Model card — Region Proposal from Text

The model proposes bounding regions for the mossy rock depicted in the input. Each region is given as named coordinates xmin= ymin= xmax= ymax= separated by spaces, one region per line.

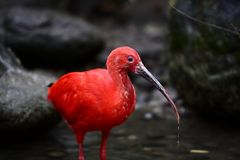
xmin=169 ymin=0 xmax=240 ymax=119
xmin=0 ymin=44 xmax=61 ymax=134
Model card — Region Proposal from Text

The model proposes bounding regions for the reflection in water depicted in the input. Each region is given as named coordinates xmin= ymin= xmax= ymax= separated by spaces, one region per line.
xmin=0 ymin=109 xmax=240 ymax=160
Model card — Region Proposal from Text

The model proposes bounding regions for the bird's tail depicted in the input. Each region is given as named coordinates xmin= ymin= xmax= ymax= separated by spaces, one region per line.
xmin=47 ymin=82 xmax=54 ymax=102
xmin=47 ymin=82 xmax=54 ymax=88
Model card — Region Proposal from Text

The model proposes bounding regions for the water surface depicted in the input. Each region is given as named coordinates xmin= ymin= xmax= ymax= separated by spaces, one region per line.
xmin=0 ymin=109 xmax=239 ymax=160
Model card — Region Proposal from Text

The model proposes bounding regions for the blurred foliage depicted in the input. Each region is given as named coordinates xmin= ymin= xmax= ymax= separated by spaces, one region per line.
xmin=169 ymin=0 xmax=240 ymax=119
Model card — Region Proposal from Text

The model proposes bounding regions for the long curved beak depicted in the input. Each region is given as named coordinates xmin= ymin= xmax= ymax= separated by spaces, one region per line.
xmin=136 ymin=62 xmax=180 ymax=124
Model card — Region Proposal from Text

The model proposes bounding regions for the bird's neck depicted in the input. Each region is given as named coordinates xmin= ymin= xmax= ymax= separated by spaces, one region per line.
xmin=108 ymin=69 xmax=133 ymax=91
xmin=108 ymin=68 xmax=136 ymax=116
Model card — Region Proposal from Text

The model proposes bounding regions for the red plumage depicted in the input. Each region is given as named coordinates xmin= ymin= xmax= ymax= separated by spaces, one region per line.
xmin=48 ymin=46 xmax=179 ymax=160
xmin=48 ymin=69 xmax=135 ymax=132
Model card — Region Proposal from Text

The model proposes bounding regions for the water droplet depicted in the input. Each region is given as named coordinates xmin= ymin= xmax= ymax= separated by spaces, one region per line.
xmin=177 ymin=123 xmax=180 ymax=147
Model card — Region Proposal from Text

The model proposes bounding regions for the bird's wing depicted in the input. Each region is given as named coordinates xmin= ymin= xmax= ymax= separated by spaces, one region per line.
xmin=48 ymin=70 xmax=117 ymax=126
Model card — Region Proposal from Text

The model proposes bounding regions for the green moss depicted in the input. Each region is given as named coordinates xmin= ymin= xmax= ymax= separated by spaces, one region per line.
xmin=169 ymin=0 xmax=240 ymax=118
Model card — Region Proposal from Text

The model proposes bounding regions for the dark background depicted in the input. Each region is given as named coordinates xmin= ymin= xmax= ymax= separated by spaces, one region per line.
xmin=0 ymin=0 xmax=240 ymax=160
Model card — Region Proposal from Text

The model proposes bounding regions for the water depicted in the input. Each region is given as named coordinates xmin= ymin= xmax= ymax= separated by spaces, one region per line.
xmin=0 ymin=109 xmax=240 ymax=160
xmin=177 ymin=124 xmax=180 ymax=147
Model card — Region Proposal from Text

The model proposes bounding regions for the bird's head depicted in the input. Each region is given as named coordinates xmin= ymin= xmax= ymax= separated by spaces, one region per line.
xmin=107 ymin=46 xmax=180 ymax=124
xmin=106 ymin=46 xmax=141 ymax=73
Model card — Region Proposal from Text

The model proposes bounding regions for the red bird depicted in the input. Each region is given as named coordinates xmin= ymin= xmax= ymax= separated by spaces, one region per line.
xmin=48 ymin=46 xmax=180 ymax=160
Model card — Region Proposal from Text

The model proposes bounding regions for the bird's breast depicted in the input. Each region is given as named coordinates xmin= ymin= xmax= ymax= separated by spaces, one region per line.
xmin=106 ymin=86 xmax=136 ymax=127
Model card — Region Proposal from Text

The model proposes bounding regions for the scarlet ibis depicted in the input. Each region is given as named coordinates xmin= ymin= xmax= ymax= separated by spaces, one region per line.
xmin=48 ymin=46 xmax=180 ymax=160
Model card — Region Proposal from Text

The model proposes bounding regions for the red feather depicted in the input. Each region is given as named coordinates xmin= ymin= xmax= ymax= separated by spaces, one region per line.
xmin=48 ymin=69 xmax=136 ymax=132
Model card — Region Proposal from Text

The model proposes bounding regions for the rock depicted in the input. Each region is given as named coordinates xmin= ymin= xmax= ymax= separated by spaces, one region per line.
xmin=0 ymin=45 xmax=22 ymax=74
xmin=0 ymin=0 xmax=69 ymax=10
xmin=0 ymin=7 xmax=104 ymax=68
xmin=0 ymin=44 xmax=60 ymax=133
xmin=169 ymin=0 xmax=240 ymax=119
xmin=68 ymin=0 xmax=127 ymax=17
xmin=68 ymin=0 xmax=169 ymax=23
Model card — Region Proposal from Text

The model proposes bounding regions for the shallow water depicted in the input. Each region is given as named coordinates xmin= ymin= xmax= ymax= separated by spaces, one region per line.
xmin=0 ymin=109 xmax=240 ymax=160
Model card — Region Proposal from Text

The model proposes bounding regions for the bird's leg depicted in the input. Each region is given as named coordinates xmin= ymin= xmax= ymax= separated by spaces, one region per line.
xmin=79 ymin=142 xmax=84 ymax=160
xmin=100 ymin=129 xmax=110 ymax=160
xmin=76 ymin=132 xmax=86 ymax=160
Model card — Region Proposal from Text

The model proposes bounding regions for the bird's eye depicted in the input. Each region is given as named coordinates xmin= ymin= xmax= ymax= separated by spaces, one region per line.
xmin=127 ymin=56 xmax=134 ymax=63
